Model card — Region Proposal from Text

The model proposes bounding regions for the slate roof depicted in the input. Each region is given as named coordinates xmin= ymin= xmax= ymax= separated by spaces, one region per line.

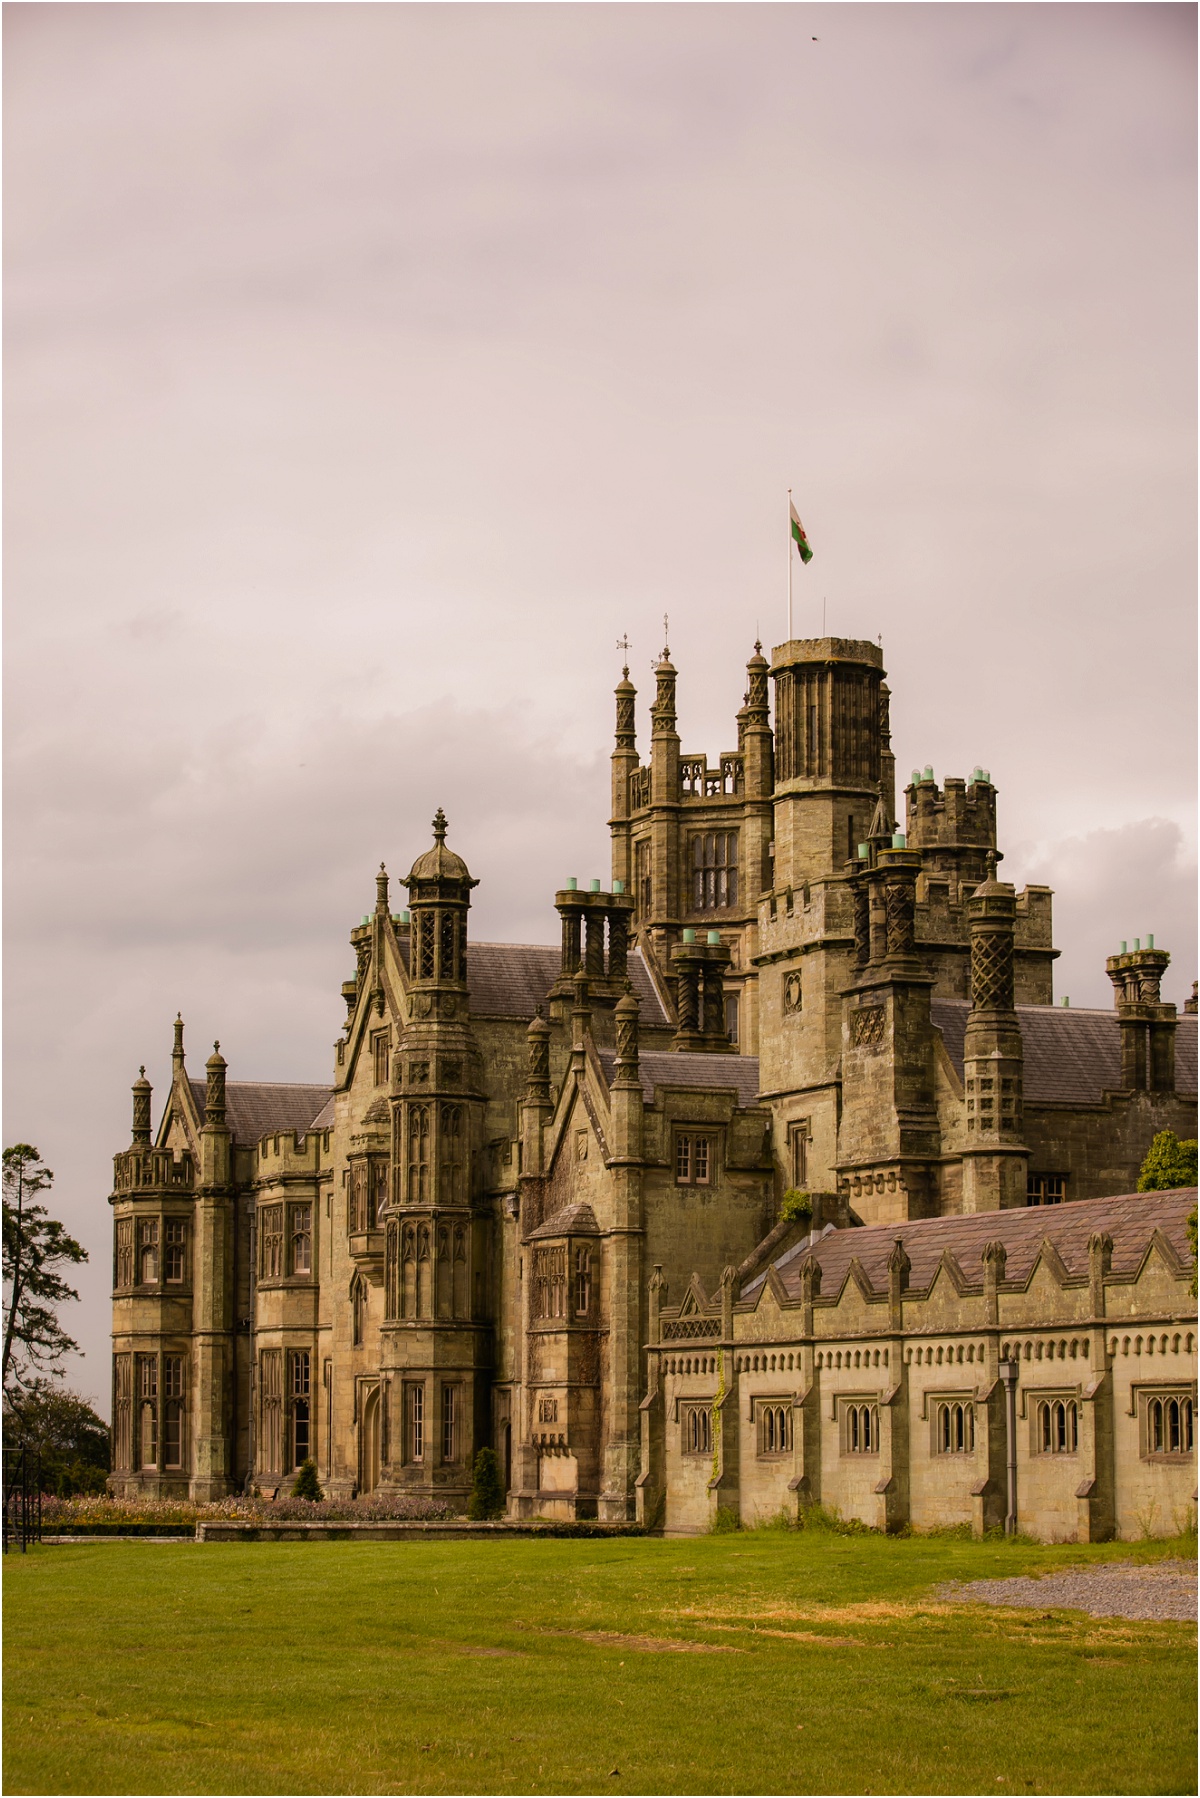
xmin=597 ymin=1048 xmax=762 ymax=1108
xmin=528 ymin=1201 xmax=601 ymax=1240
xmin=749 ymin=1187 xmax=1197 ymax=1304
xmin=931 ymin=1002 xmax=1198 ymax=1105
xmin=188 ymin=1080 xmax=333 ymax=1145
xmin=463 ymin=943 xmax=671 ymax=1027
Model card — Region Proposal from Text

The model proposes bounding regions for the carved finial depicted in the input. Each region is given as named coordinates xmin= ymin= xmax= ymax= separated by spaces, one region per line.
xmin=139 ymin=1065 xmax=146 ymax=1078
xmin=172 ymin=1012 xmax=185 ymax=1070
xmin=376 ymin=862 xmax=389 ymax=909
xmin=432 ymin=808 xmax=447 ymax=843
xmin=616 ymin=634 xmax=632 ymax=677
xmin=985 ymin=850 xmax=997 ymax=879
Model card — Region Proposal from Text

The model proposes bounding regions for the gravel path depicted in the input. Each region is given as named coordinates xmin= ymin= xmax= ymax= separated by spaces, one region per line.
xmin=937 ymin=1559 xmax=1197 ymax=1622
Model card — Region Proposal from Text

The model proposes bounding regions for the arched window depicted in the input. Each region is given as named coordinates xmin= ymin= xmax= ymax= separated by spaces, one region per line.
xmin=935 ymin=1401 xmax=974 ymax=1455
xmin=163 ymin=1355 xmax=186 ymax=1470
xmin=137 ymin=1354 xmax=158 ymax=1468
xmin=758 ymin=1403 xmax=790 ymax=1457
xmin=1036 ymin=1399 xmax=1078 ymax=1454
xmin=844 ymin=1402 xmax=878 ymax=1454
xmin=682 ymin=1404 xmax=712 ymax=1455
xmin=290 ymin=1205 xmax=312 ymax=1275
xmin=408 ymin=1105 xmax=430 ymax=1202
xmin=138 ymin=1219 xmax=159 ymax=1284
xmin=440 ymin=1104 xmax=463 ymax=1200
xmin=574 ymin=1247 xmax=592 ymax=1316
xmin=288 ymin=1350 xmax=311 ymax=1469
xmin=1146 ymin=1395 xmax=1194 ymax=1456
xmin=352 ymin=1275 xmax=367 ymax=1345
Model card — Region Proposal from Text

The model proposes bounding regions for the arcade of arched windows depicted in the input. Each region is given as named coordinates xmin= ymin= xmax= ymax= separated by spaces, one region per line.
xmin=386 ymin=1215 xmax=471 ymax=1321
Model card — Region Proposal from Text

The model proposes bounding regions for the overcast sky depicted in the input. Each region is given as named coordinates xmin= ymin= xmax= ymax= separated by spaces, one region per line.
xmin=5 ymin=3 xmax=1195 ymax=1409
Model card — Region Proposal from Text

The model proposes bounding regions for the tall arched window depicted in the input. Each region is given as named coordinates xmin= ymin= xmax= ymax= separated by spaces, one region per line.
xmin=440 ymin=1104 xmax=463 ymax=1201
xmin=408 ymin=1106 xmax=430 ymax=1202
xmin=1036 ymin=1399 xmax=1078 ymax=1454
xmin=844 ymin=1402 xmax=878 ymax=1454
xmin=936 ymin=1401 xmax=975 ymax=1455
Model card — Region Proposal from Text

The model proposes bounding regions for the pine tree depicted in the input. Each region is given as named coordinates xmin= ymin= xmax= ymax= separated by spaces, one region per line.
xmin=1137 ymin=1131 xmax=1199 ymax=1192
xmin=467 ymin=1446 xmax=505 ymax=1520
xmin=291 ymin=1458 xmax=323 ymax=1501
xmin=3 ymin=1145 xmax=87 ymax=1397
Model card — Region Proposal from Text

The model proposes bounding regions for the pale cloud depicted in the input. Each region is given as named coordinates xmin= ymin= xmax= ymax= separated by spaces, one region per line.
xmin=4 ymin=3 xmax=1194 ymax=1405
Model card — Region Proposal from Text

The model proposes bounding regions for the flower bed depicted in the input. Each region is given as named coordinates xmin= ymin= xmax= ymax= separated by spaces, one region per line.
xmin=40 ymin=1493 xmax=458 ymax=1528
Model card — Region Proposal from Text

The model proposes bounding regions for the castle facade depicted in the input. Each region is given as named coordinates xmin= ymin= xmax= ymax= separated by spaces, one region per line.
xmin=108 ymin=636 xmax=1197 ymax=1536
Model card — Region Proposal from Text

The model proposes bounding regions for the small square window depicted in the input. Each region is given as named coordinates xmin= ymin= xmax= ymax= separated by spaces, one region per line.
xmin=676 ymin=1133 xmax=712 ymax=1187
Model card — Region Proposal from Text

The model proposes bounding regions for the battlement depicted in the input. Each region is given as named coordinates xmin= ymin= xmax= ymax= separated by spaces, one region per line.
xmin=254 ymin=1128 xmax=330 ymax=1169
xmin=770 ymin=636 xmax=884 ymax=669
xmin=905 ymin=773 xmax=997 ymax=851
xmin=112 ymin=1146 xmax=194 ymax=1197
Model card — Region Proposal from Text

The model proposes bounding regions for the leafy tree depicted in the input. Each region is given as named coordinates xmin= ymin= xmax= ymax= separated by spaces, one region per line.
xmin=291 ymin=1458 xmax=323 ymax=1501
xmin=3 ymin=1145 xmax=87 ymax=1397
xmin=467 ymin=1446 xmax=506 ymax=1520
xmin=2 ymin=1381 xmax=109 ymax=1496
xmin=1137 ymin=1131 xmax=1199 ymax=1193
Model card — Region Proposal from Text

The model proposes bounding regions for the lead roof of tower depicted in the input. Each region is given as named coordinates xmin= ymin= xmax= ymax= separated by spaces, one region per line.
xmin=971 ymin=850 xmax=1011 ymax=897
xmin=404 ymin=809 xmax=476 ymax=886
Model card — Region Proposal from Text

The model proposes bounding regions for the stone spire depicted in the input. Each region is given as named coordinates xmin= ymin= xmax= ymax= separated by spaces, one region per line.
xmin=172 ymin=1012 xmax=186 ymax=1076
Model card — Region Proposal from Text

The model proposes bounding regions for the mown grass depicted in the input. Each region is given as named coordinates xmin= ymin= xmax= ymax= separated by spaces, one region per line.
xmin=3 ymin=1531 xmax=1195 ymax=1795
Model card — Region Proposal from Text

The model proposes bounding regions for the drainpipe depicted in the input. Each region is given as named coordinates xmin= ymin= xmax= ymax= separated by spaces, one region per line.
xmin=999 ymin=1359 xmax=1019 ymax=1537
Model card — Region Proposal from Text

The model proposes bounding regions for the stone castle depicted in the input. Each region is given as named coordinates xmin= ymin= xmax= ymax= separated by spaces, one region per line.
xmin=109 ymin=635 xmax=1198 ymax=1538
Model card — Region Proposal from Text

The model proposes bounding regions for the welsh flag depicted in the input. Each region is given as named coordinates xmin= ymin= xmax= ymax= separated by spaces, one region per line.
xmin=790 ymin=500 xmax=814 ymax=564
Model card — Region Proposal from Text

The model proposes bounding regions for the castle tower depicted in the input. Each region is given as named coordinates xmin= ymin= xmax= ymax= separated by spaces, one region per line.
xmin=960 ymin=856 xmax=1029 ymax=1212
xmin=379 ymin=811 xmax=489 ymax=1505
xmin=836 ymin=842 xmax=940 ymax=1222
xmin=611 ymin=640 xmax=773 ymax=1052
xmin=769 ymin=636 xmax=887 ymax=890
xmin=756 ymin=638 xmax=891 ymax=1193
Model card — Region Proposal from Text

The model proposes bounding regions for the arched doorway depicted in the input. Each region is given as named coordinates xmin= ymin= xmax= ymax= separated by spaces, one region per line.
xmin=359 ymin=1387 xmax=381 ymax=1493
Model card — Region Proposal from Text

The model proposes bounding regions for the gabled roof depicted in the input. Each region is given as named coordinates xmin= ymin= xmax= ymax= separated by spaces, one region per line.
xmin=753 ymin=1188 xmax=1197 ymax=1304
xmin=931 ymin=1001 xmax=1198 ymax=1105
xmin=462 ymin=943 xmax=671 ymax=1027
xmin=596 ymin=1048 xmax=762 ymax=1109
xmin=188 ymin=1080 xmax=332 ymax=1145
xmin=394 ymin=938 xmax=672 ymax=1027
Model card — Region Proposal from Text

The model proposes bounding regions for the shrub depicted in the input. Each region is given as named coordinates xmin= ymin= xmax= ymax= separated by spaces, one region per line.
xmin=710 ymin=1505 xmax=742 ymax=1534
xmin=466 ymin=1447 xmax=506 ymax=1520
xmin=796 ymin=1501 xmax=875 ymax=1536
xmin=781 ymin=1189 xmax=813 ymax=1223
xmin=1137 ymin=1131 xmax=1199 ymax=1192
xmin=291 ymin=1459 xmax=323 ymax=1502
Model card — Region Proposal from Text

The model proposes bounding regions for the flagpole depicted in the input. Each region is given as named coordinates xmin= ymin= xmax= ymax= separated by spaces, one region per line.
xmin=787 ymin=488 xmax=793 ymax=641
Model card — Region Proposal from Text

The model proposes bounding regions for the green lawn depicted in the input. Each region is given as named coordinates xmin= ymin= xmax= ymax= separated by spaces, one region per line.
xmin=3 ymin=1532 xmax=1195 ymax=1795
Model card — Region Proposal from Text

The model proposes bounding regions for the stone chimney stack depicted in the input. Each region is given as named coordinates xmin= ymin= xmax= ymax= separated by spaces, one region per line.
xmin=961 ymin=856 xmax=1028 ymax=1212
xmin=1105 ymin=942 xmax=1178 ymax=1093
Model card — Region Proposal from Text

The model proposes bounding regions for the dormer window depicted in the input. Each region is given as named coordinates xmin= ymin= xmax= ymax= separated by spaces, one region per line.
xmin=675 ymin=1133 xmax=711 ymax=1187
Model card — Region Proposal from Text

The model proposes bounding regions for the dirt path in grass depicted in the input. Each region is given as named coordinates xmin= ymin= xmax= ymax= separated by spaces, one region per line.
xmin=935 ymin=1558 xmax=1197 ymax=1621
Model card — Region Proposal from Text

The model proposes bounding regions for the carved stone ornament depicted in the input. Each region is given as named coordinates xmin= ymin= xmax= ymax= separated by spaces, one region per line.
xmin=784 ymin=971 xmax=803 ymax=1014
xmin=853 ymin=1006 xmax=886 ymax=1049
